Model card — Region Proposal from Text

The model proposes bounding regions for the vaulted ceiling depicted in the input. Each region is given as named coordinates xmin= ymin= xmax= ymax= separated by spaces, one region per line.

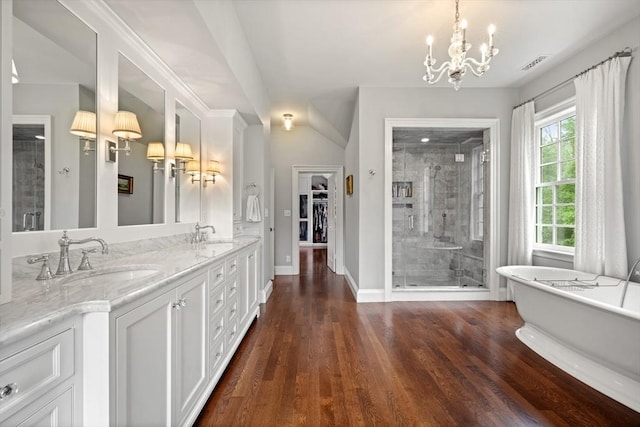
xmin=103 ymin=0 xmax=640 ymax=144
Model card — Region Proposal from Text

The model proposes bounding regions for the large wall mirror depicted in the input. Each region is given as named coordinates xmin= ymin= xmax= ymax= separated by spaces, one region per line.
xmin=12 ymin=0 xmax=97 ymax=232
xmin=175 ymin=101 xmax=201 ymax=223
xmin=117 ymin=54 xmax=165 ymax=226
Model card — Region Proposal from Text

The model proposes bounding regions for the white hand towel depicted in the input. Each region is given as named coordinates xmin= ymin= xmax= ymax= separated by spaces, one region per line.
xmin=246 ymin=194 xmax=262 ymax=222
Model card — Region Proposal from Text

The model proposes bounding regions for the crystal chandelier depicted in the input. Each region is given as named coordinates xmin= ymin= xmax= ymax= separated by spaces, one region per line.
xmin=423 ymin=0 xmax=498 ymax=90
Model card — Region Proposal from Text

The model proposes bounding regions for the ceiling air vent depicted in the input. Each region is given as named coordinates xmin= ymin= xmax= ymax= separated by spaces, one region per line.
xmin=521 ymin=55 xmax=550 ymax=71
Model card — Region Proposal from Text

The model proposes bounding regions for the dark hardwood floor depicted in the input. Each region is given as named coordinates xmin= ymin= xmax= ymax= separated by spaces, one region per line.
xmin=195 ymin=248 xmax=640 ymax=426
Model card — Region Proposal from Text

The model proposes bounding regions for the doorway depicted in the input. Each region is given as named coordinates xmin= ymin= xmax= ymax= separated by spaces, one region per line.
xmin=291 ymin=165 xmax=344 ymax=276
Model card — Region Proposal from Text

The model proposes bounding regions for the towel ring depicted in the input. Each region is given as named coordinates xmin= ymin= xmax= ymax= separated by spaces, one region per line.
xmin=245 ymin=182 xmax=260 ymax=196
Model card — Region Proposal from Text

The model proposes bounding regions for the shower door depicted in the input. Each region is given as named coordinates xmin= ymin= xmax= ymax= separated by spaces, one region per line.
xmin=392 ymin=127 xmax=488 ymax=289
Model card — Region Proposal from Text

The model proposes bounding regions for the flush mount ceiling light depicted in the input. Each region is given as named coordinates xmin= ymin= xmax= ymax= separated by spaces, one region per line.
xmin=423 ymin=0 xmax=498 ymax=90
xmin=421 ymin=137 xmax=430 ymax=142
xmin=283 ymin=113 xmax=294 ymax=131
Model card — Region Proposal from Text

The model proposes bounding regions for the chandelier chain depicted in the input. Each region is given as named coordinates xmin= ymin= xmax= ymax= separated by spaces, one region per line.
xmin=454 ymin=0 xmax=459 ymax=23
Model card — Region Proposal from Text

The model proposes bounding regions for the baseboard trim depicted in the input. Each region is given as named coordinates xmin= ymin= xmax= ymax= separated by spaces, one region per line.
xmin=343 ymin=268 xmax=385 ymax=303
xmin=343 ymin=267 xmax=358 ymax=300
xmin=275 ymin=265 xmax=294 ymax=275
xmin=356 ymin=289 xmax=386 ymax=303
xmin=260 ymin=280 xmax=273 ymax=303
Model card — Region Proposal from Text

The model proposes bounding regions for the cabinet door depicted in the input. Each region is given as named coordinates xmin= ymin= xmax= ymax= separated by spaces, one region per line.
xmin=238 ymin=252 xmax=249 ymax=324
xmin=175 ymin=273 xmax=208 ymax=426
xmin=247 ymin=247 xmax=259 ymax=312
xmin=115 ymin=290 xmax=174 ymax=427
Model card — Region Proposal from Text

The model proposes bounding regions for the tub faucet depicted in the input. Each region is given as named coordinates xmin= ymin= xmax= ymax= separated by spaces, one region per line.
xmin=56 ymin=230 xmax=109 ymax=276
xmin=621 ymin=257 xmax=640 ymax=308
xmin=193 ymin=223 xmax=215 ymax=243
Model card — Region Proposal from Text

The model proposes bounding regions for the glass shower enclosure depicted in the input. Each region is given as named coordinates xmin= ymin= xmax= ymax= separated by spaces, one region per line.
xmin=392 ymin=127 xmax=488 ymax=289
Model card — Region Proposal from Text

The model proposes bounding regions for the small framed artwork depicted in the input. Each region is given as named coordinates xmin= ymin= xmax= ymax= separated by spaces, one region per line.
xmin=346 ymin=174 xmax=353 ymax=195
xmin=118 ymin=174 xmax=134 ymax=194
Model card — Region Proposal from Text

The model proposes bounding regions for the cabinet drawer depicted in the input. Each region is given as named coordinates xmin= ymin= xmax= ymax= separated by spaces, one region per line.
xmin=226 ymin=256 xmax=239 ymax=278
xmin=209 ymin=311 xmax=225 ymax=343
xmin=226 ymin=320 xmax=239 ymax=347
xmin=209 ymin=263 xmax=225 ymax=289
xmin=227 ymin=297 xmax=239 ymax=323
xmin=0 ymin=329 xmax=74 ymax=416
xmin=226 ymin=277 xmax=238 ymax=300
xmin=209 ymin=338 xmax=226 ymax=375
xmin=210 ymin=286 xmax=225 ymax=317
xmin=2 ymin=387 xmax=73 ymax=427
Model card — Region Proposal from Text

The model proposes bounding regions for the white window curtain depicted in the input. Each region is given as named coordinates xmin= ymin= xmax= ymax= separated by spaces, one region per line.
xmin=574 ymin=56 xmax=631 ymax=278
xmin=507 ymin=101 xmax=535 ymax=267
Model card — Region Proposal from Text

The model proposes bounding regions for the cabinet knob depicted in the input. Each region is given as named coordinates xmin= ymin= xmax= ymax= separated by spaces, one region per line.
xmin=216 ymin=273 xmax=223 ymax=279
xmin=216 ymin=299 xmax=223 ymax=305
xmin=215 ymin=352 xmax=222 ymax=358
xmin=216 ymin=325 xmax=222 ymax=332
xmin=0 ymin=383 xmax=18 ymax=400
xmin=172 ymin=302 xmax=182 ymax=310
xmin=179 ymin=298 xmax=187 ymax=307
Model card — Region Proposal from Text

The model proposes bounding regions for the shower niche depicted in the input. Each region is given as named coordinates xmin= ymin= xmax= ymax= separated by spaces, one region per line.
xmin=391 ymin=126 xmax=489 ymax=289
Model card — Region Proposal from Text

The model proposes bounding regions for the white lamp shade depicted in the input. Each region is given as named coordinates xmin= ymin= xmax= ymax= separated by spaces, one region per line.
xmin=186 ymin=160 xmax=200 ymax=174
xmin=112 ymin=111 xmax=142 ymax=139
xmin=146 ymin=142 xmax=165 ymax=160
xmin=70 ymin=110 xmax=96 ymax=139
xmin=175 ymin=142 xmax=194 ymax=160
xmin=207 ymin=160 xmax=221 ymax=175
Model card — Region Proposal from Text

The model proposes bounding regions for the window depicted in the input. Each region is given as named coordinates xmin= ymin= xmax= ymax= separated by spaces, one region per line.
xmin=471 ymin=145 xmax=484 ymax=241
xmin=534 ymin=104 xmax=576 ymax=251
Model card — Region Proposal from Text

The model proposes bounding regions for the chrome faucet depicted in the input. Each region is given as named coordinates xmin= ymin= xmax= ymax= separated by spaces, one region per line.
xmin=56 ymin=230 xmax=109 ymax=276
xmin=193 ymin=223 xmax=215 ymax=243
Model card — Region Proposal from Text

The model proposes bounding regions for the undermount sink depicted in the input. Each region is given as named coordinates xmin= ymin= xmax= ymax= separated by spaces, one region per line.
xmin=59 ymin=265 xmax=162 ymax=286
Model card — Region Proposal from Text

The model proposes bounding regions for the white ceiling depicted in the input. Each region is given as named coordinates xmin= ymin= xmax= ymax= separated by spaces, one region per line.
xmin=104 ymin=0 xmax=640 ymax=140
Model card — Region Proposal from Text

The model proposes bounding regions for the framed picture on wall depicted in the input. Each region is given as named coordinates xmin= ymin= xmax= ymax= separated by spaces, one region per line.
xmin=346 ymin=174 xmax=353 ymax=195
xmin=118 ymin=174 xmax=133 ymax=194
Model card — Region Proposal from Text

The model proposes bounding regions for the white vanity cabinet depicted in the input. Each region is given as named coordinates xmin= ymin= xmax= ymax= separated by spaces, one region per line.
xmin=0 ymin=320 xmax=80 ymax=427
xmin=111 ymin=271 xmax=208 ymax=427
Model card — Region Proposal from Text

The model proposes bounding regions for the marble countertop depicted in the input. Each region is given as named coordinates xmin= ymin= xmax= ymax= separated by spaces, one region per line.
xmin=0 ymin=234 xmax=260 ymax=347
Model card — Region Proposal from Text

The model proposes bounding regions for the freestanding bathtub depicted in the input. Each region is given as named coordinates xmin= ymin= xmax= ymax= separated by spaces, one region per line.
xmin=496 ymin=265 xmax=640 ymax=412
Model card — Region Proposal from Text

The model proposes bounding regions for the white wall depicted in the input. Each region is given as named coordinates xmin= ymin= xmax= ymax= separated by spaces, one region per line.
xmin=344 ymin=95 xmax=360 ymax=284
xmin=517 ymin=15 xmax=640 ymax=269
xmin=270 ymin=126 xmax=345 ymax=267
xmin=352 ymin=87 xmax=518 ymax=292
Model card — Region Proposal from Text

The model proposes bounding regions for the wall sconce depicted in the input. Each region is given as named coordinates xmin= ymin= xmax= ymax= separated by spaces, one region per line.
xmin=203 ymin=160 xmax=221 ymax=186
xmin=171 ymin=142 xmax=193 ymax=177
xmin=111 ymin=110 xmax=142 ymax=156
xmin=186 ymin=160 xmax=201 ymax=183
xmin=70 ymin=110 xmax=96 ymax=155
xmin=283 ymin=113 xmax=294 ymax=131
xmin=146 ymin=142 xmax=165 ymax=172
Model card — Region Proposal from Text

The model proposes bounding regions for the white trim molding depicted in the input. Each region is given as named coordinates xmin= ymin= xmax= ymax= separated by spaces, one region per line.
xmin=260 ymin=279 xmax=273 ymax=303
xmin=275 ymin=265 xmax=294 ymax=275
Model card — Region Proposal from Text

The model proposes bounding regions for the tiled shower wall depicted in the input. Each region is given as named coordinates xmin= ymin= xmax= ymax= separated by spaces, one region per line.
xmin=12 ymin=140 xmax=45 ymax=232
xmin=392 ymin=138 xmax=485 ymax=285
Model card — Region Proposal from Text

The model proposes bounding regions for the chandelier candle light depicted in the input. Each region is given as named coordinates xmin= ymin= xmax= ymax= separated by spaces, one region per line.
xmin=423 ymin=0 xmax=498 ymax=90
